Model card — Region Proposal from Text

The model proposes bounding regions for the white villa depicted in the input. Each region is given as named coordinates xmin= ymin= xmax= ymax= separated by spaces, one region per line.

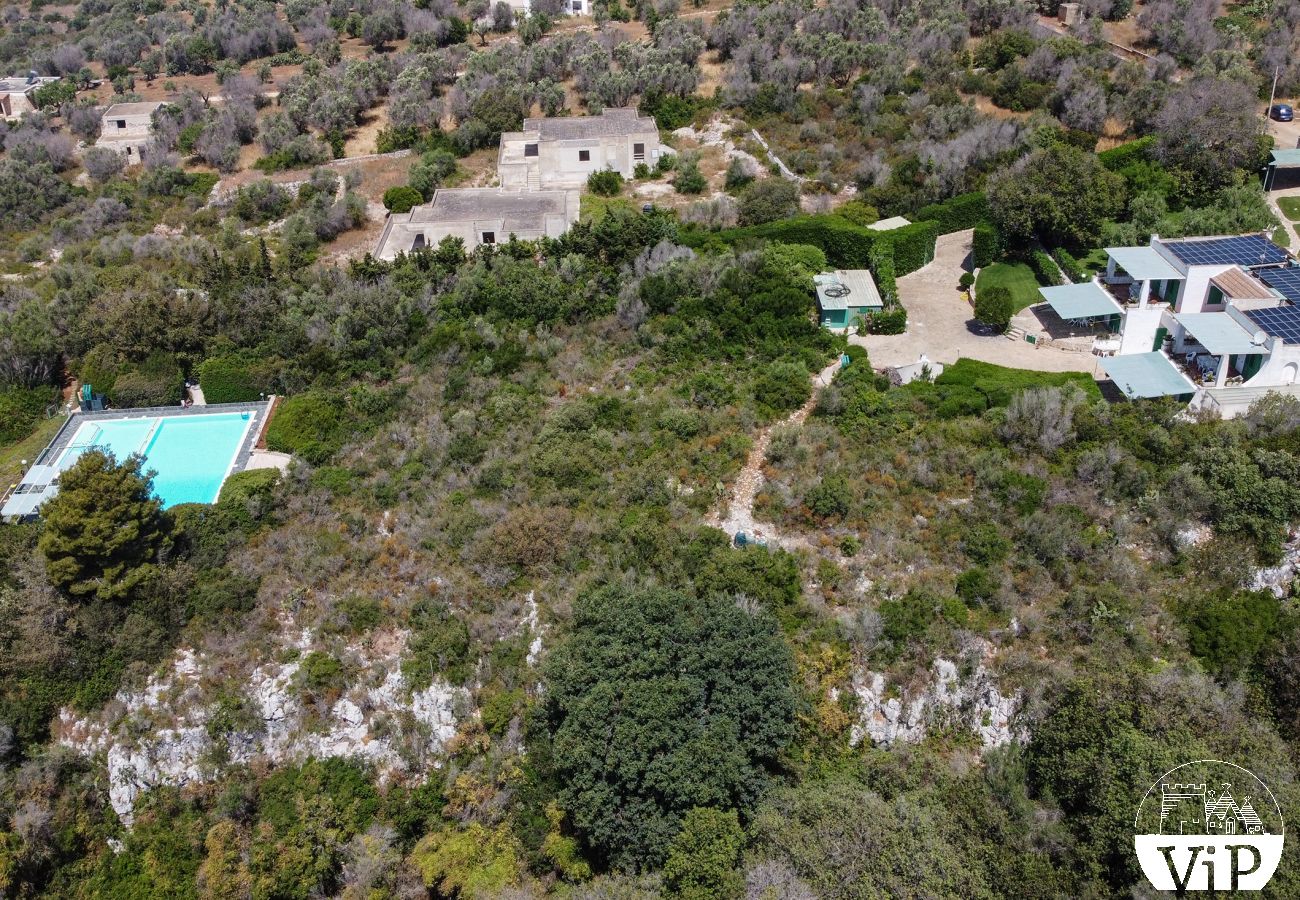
xmin=498 ymin=108 xmax=662 ymax=190
xmin=374 ymin=188 xmax=580 ymax=259
xmin=503 ymin=0 xmax=592 ymax=18
xmin=94 ymin=101 xmax=165 ymax=162
xmin=1037 ymin=234 xmax=1300 ymax=416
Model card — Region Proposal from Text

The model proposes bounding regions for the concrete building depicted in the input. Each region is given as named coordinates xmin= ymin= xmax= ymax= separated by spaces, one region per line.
xmin=374 ymin=188 xmax=580 ymax=259
xmin=0 ymin=73 xmax=59 ymax=119
xmin=95 ymin=101 xmax=165 ymax=162
xmin=498 ymin=108 xmax=662 ymax=190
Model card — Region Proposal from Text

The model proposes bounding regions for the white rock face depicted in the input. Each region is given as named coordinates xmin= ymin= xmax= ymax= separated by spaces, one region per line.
xmin=850 ymin=645 xmax=1021 ymax=750
xmin=57 ymin=630 xmax=469 ymax=826
xmin=1251 ymin=532 xmax=1300 ymax=598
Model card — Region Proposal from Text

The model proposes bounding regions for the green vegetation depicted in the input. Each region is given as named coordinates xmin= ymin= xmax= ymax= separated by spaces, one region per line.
xmin=972 ymin=284 xmax=1014 ymax=331
xmin=382 ymin=185 xmax=424 ymax=213
xmin=975 ymin=262 xmax=1041 ymax=313
xmin=585 ymin=169 xmax=624 ymax=197
xmin=542 ymin=585 xmax=795 ymax=869
xmin=1279 ymin=197 xmax=1300 ymax=222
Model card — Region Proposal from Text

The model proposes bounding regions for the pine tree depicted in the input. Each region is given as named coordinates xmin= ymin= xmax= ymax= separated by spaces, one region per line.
xmin=38 ymin=450 xmax=167 ymax=602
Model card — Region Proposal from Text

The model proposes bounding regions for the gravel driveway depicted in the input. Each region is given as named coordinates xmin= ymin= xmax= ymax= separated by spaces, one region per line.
xmin=851 ymin=230 xmax=1100 ymax=375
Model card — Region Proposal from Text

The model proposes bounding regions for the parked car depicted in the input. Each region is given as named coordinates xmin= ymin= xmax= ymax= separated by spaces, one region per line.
xmin=1272 ymin=103 xmax=1295 ymax=122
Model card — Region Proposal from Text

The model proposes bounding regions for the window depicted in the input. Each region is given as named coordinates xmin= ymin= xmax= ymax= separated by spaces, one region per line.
xmin=116 ymin=119 xmax=126 ymax=129
xmin=633 ymin=142 xmax=645 ymax=160
xmin=124 ymin=146 xmax=132 ymax=156
xmin=572 ymin=0 xmax=582 ymax=10
xmin=482 ymin=231 xmax=496 ymax=245
xmin=412 ymin=234 xmax=426 ymax=250
xmin=524 ymin=143 xmax=538 ymax=157
xmin=578 ymin=150 xmax=590 ymax=162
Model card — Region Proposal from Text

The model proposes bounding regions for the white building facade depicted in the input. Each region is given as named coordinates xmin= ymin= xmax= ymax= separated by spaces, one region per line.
xmin=374 ymin=188 xmax=580 ymax=260
xmin=498 ymin=108 xmax=662 ymax=190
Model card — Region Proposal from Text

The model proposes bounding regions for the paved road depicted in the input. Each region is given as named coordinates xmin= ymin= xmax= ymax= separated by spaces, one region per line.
xmin=851 ymin=230 xmax=1100 ymax=375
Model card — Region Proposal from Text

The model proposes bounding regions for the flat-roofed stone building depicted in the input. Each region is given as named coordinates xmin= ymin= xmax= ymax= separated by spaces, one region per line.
xmin=374 ymin=188 xmax=580 ymax=259
xmin=95 ymin=101 xmax=165 ymax=162
xmin=498 ymin=108 xmax=662 ymax=190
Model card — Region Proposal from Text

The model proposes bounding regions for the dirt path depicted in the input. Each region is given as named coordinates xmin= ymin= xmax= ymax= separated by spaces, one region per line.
xmin=705 ymin=358 xmax=842 ymax=549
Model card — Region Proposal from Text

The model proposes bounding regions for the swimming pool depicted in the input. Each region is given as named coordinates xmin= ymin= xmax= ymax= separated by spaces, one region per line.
xmin=56 ymin=411 xmax=257 ymax=507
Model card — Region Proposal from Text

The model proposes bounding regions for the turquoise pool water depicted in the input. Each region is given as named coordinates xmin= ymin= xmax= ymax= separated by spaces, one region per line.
xmin=57 ymin=412 xmax=256 ymax=507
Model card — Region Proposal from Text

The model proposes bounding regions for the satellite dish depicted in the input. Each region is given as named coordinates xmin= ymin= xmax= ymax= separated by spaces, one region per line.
xmin=1252 ymin=329 xmax=1268 ymax=346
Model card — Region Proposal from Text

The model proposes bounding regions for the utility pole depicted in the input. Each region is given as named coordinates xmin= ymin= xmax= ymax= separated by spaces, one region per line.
xmin=1267 ymin=66 xmax=1280 ymax=124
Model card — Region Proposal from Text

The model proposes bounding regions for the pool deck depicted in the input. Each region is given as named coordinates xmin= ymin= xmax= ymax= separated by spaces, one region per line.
xmin=4 ymin=400 xmax=273 ymax=518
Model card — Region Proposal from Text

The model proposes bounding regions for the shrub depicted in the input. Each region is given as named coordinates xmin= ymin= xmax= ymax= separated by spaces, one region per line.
xmin=973 ymin=286 xmax=1014 ymax=331
xmin=738 ymin=179 xmax=801 ymax=226
xmin=916 ymin=191 xmax=990 ymax=234
xmin=955 ymin=566 xmax=999 ymax=605
xmin=0 ymin=385 xmax=57 ymax=444
xmin=862 ymin=306 xmax=907 ymax=334
xmin=383 ymin=185 xmax=424 ymax=214
xmin=972 ymin=223 xmax=1001 ymax=268
xmin=724 ymin=158 xmax=754 ymax=191
xmin=1052 ymin=247 xmax=1085 ymax=283
xmin=959 ymin=272 xmax=975 ymax=289
xmin=804 ymin=474 xmax=851 ymax=520
xmin=1029 ymin=249 xmax=1062 ymax=287
xmin=198 ymin=355 xmax=271 ymax=404
xmin=752 ymin=360 xmax=811 ymax=416
xmin=110 ymin=352 xmax=183 ymax=407
xmin=674 ymin=158 xmax=707 ymax=194
xmin=265 ymin=392 xmax=343 ymax=464
xmin=586 ymin=168 xmax=624 ymax=197
xmin=216 ymin=468 xmax=280 ymax=527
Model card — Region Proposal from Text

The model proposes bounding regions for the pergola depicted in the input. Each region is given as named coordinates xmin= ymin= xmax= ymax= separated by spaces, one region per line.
xmin=1099 ymin=352 xmax=1198 ymax=400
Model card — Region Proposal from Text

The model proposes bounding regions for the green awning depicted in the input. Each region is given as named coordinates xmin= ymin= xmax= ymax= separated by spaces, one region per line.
xmin=1039 ymin=282 xmax=1123 ymax=320
xmin=1172 ymin=313 xmax=1269 ymax=355
xmin=1099 ymin=352 xmax=1197 ymax=399
xmin=1271 ymin=149 xmax=1300 ymax=167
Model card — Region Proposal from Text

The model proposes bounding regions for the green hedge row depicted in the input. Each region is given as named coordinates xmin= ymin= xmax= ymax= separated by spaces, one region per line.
xmin=972 ymin=224 xmax=1001 ymax=268
xmin=916 ymin=192 xmax=991 ymax=234
xmin=1098 ymin=136 xmax=1156 ymax=172
xmin=1052 ymin=247 xmax=1086 ymax=283
xmin=198 ymin=354 xmax=277 ymax=405
xmin=1029 ymin=250 xmax=1062 ymax=287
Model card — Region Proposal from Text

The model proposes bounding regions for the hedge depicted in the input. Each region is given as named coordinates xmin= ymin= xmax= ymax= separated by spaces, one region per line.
xmin=1052 ymin=247 xmax=1085 ymax=283
xmin=916 ymin=192 xmax=991 ymax=234
xmin=862 ymin=306 xmax=907 ymax=334
xmin=684 ymin=215 xmax=938 ymax=275
xmin=1098 ymin=136 xmax=1156 ymax=172
xmin=198 ymin=354 xmax=273 ymax=404
xmin=1029 ymin=249 xmax=1062 ymax=287
xmin=935 ymin=358 xmax=1101 ymax=403
xmin=0 ymin=385 xmax=57 ymax=444
xmin=972 ymin=224 xmax=1001 ymax=268
xmin=266 ymin=392 xmax=343 ymax=465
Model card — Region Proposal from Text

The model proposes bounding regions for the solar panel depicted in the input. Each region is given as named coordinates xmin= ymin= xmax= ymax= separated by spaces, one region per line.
xmin=1163 ymin=235 xmax=1290 ymax=268
xmin=1246 ymin=306 xmax=1300 ymax=344
xmin=1259 ymin=267 xmax=1300 ymax=303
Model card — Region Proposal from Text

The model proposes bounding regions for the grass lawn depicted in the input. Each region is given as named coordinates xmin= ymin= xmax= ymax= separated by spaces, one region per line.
xmin=1273 ymin=224 xmax=1292 ymax=248
xmin=1077 ymin=248 xmax=1110 ymax=277
xmin=1278 ymin=197 xmax=1300 ymax=222
xmin=0 ymin=415 xmax=63 ymax=494
xmin=975 ymin=261 xmax=1042 ymax=312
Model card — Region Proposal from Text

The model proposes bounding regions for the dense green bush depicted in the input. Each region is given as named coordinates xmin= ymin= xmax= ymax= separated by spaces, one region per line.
xmin=916 ymin=192 xmax=990 ymax=234
xmin=862 ymin=306 xmax=907 ymax=334
xmin=198 ymin=354 xmax=272 ymax=404
xmin=0 ymin=384 xmax=57 ymax=444
xmin=216 ymin=468 xmax=280 ymax=529
xmin=265 ymin=392 xmax=343 ymax=464
xmin=1052 ymin=247 xmax=1085 ymax=283
xmin=1028 ymin=249 xmax=1061 ymax=287
xmin=383 ymin=185 xmax=424 ymax=213
xmin=586 ymin=168 xmax=625 ymax=196
xmin=110 ymin=352 xmax=184 ymax=407
xmin=542 ymin=585 xmax=795 ymax=870
xmin=935 ymin=358 xmax=1100 ymax=403
xmin=972 ymin=223 xmax=1001 ymax=268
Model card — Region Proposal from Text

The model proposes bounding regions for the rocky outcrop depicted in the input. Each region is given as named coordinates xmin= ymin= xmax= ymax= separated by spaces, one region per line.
xmin=849 ymin=644 xmax=1020 ymax=750
xmin=57 ymin=630 xmax=468 ymax=826
xmin=1250 ymin=532 xmax=1300 ymax=598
